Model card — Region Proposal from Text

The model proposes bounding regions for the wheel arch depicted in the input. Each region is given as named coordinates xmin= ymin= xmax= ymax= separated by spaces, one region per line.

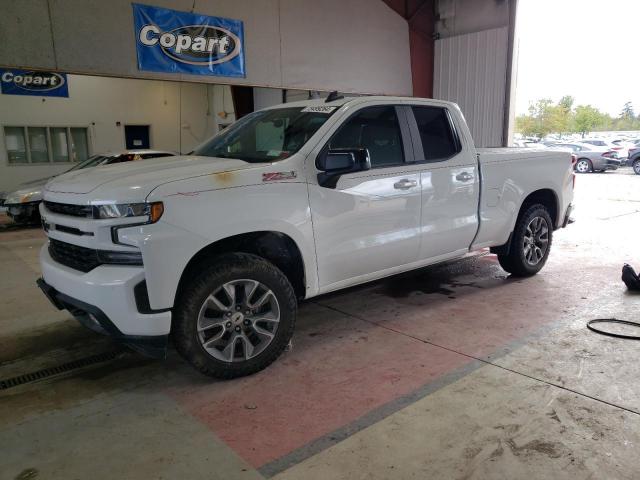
xmin=490 ymin=188 xmax=559 ymax=256
xmin=519 ymin=188 xmax=559 ymax=229
xmin=175 ymin=231 xmax=307 ymax=304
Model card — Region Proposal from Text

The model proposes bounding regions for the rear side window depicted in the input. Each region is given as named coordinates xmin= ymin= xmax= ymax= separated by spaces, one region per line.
xmin=329 ymin=106 xmax=405 ymax=168
xmin=411 ymin=106 xmax=461 ymax=161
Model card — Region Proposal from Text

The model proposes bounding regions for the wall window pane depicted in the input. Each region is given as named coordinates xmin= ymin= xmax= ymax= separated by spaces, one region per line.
xmin=4 ymin=127 xmax=27 ymax=164
xmin=28 ymin=127 xmax=49 ymax=163
xmin=70 ymin=128 xmax=89 ymax=162
xmin=50 ymin=128 xmax=70 ymax=163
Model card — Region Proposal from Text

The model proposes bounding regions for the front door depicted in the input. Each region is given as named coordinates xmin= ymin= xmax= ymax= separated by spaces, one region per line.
xmin=124 ymin=125 xmax=150 ymax=149
xmin=308 ymin=105 xmax=422 ymax=291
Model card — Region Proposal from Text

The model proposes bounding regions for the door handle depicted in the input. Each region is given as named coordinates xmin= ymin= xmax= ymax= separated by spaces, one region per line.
xmin=393 ymin=179 xmax=418 ymax=190
xmin=456 ymin=172 xmax=474 ymax=182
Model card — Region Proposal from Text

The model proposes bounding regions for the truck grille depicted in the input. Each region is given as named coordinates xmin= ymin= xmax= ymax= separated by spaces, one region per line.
xmin=44 ymin=201 xmax=93 ymax=218
xmin=49 ymin=239 xmax=100 ymax=272
xmin=48 ymin=239 xmax=143 ymax=273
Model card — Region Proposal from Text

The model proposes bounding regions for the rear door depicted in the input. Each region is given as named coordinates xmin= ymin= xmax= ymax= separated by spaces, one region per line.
xmin=405 ymin=104 xmax=480 ymax=260
xmin=308 ymin=104 xmax=422 ymax=290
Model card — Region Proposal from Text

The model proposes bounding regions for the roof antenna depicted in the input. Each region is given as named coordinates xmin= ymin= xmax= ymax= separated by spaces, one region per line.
xmin=325 ymin=90 xmax=344 ymax=103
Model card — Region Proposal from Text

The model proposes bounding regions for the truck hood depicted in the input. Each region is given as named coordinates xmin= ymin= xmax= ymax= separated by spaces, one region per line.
xmin=45 ymin=155 xmax=259 ymax=198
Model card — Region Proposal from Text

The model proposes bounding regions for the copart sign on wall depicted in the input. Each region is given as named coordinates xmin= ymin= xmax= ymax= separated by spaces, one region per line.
xmin=0 ymin=69 xmax=68 ymax=97
xmin=133 ymin=3 xmax=245 ymax=78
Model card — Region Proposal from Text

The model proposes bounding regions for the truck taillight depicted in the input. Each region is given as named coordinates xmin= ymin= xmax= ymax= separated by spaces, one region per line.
xmin=571 ymin=154 xmax=577 ymax=165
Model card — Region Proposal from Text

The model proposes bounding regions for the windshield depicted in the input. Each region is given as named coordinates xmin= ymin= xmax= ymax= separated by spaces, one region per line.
xmin=67 ymin=155 xmax=109 ymax=172
xmin=193 ymin=107 xmax=336 ymax=162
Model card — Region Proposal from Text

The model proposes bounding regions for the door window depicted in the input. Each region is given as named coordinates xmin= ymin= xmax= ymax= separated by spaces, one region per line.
xmin=411 ymin=106 xmax=461 ymax=161
xmin=329 ymin=106 xmax=404 ymax=168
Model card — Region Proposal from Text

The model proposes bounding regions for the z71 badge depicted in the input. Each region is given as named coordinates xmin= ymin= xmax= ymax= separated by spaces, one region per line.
xmin=262 ymin=171 xmax=297 ymax=182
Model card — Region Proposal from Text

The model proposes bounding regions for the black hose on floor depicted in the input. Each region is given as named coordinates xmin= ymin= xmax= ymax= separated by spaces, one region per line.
xmin=587 ymin=318 xmax=640 ymax=340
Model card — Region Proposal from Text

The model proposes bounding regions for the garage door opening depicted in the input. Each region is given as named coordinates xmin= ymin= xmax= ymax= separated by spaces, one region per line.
xmin=513 ymin=0 xmax=640 ymax=146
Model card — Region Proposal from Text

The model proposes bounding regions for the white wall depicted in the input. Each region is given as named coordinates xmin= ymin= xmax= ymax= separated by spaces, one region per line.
xmin=0 ymin=0 xmax=412 ymax=96
xmin=0 ymin=74 xmax=235 ymax=192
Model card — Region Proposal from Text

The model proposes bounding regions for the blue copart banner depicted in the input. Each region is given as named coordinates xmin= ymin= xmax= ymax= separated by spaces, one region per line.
xmin=132 ymin=3 xmax=246 ymax=78
xmin=0 ymin=69 xmax=69 ymax=97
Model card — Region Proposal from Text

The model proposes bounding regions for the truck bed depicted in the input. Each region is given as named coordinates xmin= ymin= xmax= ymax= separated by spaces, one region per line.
xmin=471 ymin=147 xmax=573 ymax=250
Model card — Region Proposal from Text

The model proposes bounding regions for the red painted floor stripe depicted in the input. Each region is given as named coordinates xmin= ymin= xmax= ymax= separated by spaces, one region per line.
xmin=168 ymin=303 xmax=469 ymax=468
xmin=168 ymin=255 xmax=603 ymax=469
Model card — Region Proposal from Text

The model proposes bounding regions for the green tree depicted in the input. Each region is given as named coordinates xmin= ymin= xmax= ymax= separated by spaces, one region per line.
xmin=620 ymin=101 xmax=634 ymax=120
xmin=574 ymin=105 xmax=604 ymax=137
xmin=515 ymin=96 xmax=574 ymax=139
xmin=558 ymin=95 xmax=574 ymax=113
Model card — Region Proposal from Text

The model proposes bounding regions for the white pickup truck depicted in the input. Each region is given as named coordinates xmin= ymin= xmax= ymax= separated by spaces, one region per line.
xmin=37 ymin=96 xmax=574 ymax=378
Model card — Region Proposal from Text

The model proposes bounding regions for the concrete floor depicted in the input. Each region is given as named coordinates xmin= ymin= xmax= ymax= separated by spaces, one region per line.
xmin=1 ymin=168 xmax=640 ymax=480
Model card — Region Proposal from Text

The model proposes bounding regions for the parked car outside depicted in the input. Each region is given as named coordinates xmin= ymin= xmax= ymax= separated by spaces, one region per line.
xmin=513 ymin=140 xmax=546 ymax=148
xmin=628 ymin=147 xmax=640 ymax=174
xmin=581 ymin=138 xmax=629 ymax=159
xmin=3 ymin=150 xmax=176 ymax=224
xmin=551 ymin=142 xmax=621 ymax=173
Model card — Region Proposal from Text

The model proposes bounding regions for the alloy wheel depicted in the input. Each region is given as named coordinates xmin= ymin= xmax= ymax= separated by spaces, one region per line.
xmin=197 ymin=279 xmax=280 ymax=362
xmin=575 ymin=160 xmax=590 ymax=173
xmin=523 ymin=216 xmax=549 ymax=266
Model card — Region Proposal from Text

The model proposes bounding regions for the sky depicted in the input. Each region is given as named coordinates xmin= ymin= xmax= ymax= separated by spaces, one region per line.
xmin=515 ymin=0 xmax=640 ymax=116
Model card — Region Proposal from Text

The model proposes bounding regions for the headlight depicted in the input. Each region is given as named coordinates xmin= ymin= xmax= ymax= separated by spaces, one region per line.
xmin=4 ymin=193 xmax=21 ymax=205
xmin=4 ymin=190 xmax=41 ymax=205
xmin=20 ymin=192 xmax=36 ymax=203
xmin=94 ymin=202 xmax=164 ymax=223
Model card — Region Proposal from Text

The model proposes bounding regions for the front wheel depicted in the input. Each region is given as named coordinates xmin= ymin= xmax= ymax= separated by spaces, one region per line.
xmin=633 ymin=160 xmax=640 ymax=175
xmin=173 ymin=253 xmax=297 ymax=379
xmin=574 ymin=158 xmax=592 ymax=173
xmin=498 ymin=204 xmax=553 ymax=277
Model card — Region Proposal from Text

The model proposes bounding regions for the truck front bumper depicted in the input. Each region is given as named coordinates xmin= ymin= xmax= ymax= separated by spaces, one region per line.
xmin=39 ymin=244 xmax=171 ymax=358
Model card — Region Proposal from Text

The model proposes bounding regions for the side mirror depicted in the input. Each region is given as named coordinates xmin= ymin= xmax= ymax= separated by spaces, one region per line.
xmin=317 ymin=148 xmax=371 ymax=188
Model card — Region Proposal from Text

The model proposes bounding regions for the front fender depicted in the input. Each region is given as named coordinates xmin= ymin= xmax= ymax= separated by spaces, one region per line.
xmin=118 ymin=183 xmax=317 ymax=310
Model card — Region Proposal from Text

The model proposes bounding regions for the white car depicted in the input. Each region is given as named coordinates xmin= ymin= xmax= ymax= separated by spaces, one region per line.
xmin=37 ymin=96 xmax=574 ymax=378
xmin=3 ymin=150 xmax=175 ymax=224
xmin=581 ymin=138 xmax=629 ymax=159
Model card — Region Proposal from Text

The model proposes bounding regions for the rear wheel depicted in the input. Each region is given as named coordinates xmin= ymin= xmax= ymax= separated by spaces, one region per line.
xmin=498 ymin=204 xmax=553 ymax=277
xmin=575 ymin=158 xmax=592 ymax=173
xmin=173 ymin=253 xmax=297 ymax=379
xmin=633 ymin=160 xmax=640 ymax=175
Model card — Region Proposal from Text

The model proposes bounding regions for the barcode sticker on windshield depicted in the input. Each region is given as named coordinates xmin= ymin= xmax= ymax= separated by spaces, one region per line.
xmin=301 ymin=106 xmax=338 ymax=114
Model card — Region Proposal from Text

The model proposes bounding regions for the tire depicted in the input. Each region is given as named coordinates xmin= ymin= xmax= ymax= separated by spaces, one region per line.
xmin=173 ymin=253 xmax=297 ymax=379
xmin=634 ymin=160 xmax=640 ymax=175
xmin=574 ymin=158 xmax=592 ymax=173
xmin=497 ymin=204 xmax=553 ymax=277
